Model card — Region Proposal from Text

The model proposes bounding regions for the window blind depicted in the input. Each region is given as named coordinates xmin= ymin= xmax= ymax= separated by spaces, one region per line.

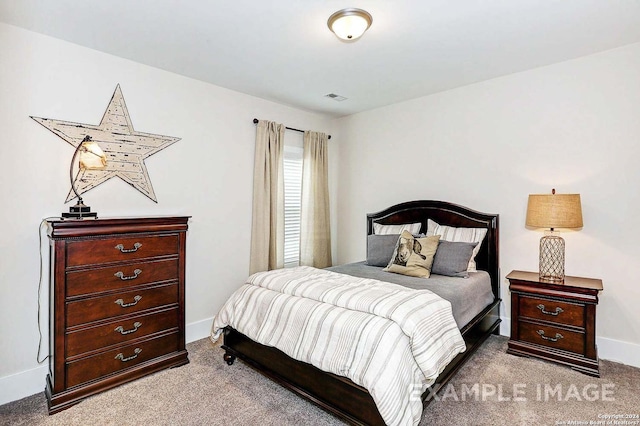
xmin=283 ymin=144 xmax=303 ymax=267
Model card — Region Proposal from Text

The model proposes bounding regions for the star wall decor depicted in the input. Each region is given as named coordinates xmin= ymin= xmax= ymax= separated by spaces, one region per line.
xmin=31 ymin=85 xmax=180 ymax=203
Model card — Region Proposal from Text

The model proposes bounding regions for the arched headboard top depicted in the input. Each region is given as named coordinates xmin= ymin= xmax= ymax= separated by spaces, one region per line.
xmin=367 ymin=200 xmax=500 ymax=299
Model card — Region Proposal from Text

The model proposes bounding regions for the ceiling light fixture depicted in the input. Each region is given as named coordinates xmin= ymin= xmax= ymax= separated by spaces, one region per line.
xmin=327 ymin=8 xmax=372 ymax=42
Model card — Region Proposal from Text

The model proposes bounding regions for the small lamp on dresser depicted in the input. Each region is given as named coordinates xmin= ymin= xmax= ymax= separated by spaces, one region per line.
xmin=62 ymin=135 xmax=107 ymax=219
xmin=525 ymin=189 xmax=583 ymax=282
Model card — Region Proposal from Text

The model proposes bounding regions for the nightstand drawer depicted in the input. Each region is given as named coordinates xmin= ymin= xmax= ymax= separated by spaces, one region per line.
xmin=66 ymin=283 xmax=178 ymax=327
xmin=518 ymin=321 xmax=584 ymax=354
xmin=519 ymin=296 xmax=585 ymax=327
xmin=66 ymin=332 xmax=180 ymax=388
xmin=66 ymin=258 xmax=179 ymax=297
xmin=66 ymin=307 xmax=180 ymax=357
xmin=66 ymin=234 xmax=179 ymax=267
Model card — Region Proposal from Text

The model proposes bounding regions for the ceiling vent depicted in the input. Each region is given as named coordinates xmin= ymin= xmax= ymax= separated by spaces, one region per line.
xmin=324 ymin=93 xmax=347 ymax=101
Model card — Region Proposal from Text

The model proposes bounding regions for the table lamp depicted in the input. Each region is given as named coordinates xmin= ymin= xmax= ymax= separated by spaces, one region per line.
xmin=526 ymin=189 xmax=583 ymax=282
xmin=62 ymin=135 xmax=107 ymax=219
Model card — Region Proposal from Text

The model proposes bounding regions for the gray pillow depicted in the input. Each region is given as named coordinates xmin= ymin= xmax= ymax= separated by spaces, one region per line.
xmin=366 ymin=234 xmax=401 ymax=267
xmin=431 ymin=241 xmax=478 ymax=278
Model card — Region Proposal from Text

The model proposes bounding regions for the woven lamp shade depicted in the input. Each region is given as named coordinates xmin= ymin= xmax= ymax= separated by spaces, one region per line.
xmin=526 ymin=194 xmax=583 ymax=230
xmin=526 ymin=192 xmax=583 ymax=282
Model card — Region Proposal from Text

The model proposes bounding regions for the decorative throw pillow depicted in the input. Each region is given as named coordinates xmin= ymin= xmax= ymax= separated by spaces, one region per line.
xmin=431 ymin=241 xmax=478 ymax=278
xmin=366 ymin=234 xmax=402 ymax=267
xmin=384 ymin=231 xmax=440 ymax=278
xmin=426 ymin=219 xmax=487 ymax=272
xmin=373 ymin=222 xmax=421 ymax=235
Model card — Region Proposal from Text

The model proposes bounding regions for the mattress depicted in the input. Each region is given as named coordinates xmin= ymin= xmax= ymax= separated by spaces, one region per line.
xmin=326 ymin=261 xmax=495 ymax=329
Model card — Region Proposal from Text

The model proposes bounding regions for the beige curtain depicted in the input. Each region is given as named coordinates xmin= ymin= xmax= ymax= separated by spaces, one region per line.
xmin=300 ymin=131 xmax=332 ymax=268
xmin=249 ymin=120 xmax=285 ymax=274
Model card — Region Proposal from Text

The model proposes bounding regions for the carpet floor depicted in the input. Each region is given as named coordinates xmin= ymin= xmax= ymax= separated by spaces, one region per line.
xmin=1 ymin=335 xmax=638 ymax=426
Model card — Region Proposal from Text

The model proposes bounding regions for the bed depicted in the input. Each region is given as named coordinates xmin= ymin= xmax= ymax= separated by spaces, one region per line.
xmin=216 ymin=200 xmax=500 ymax=425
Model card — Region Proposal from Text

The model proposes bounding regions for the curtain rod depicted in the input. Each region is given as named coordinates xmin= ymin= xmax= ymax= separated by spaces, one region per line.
xmin=252 ymin=118 xmax=331 ymax=139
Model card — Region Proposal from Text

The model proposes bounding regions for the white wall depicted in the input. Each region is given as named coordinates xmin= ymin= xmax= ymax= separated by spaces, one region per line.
xmin=334 ymin=42 xmax=640 ymax=365
xmin=0 ymin=23 xmax=335 ymax=404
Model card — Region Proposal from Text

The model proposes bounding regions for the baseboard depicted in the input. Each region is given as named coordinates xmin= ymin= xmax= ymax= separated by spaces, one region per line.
xmin=186 ymin=316 xmax=214 ymax=343
xmin=0 ymin=364 xmax=48 ymax=406
xmin=499 ymin=316 xmax=511 ymax=337
xmin=499 ymin=316 xmax=640 ymax=368
xmin=0 ymin=317 xmax=215 ymax=406
xmin=595 ymin=335 xmax=640 ymax=368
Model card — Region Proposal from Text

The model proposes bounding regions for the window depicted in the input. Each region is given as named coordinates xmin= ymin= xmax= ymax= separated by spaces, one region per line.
xmin=283 ymin=140 xmax=303 ymax=267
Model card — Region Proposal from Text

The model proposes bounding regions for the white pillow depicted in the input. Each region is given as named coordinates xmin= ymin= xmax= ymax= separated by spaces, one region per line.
xmin=426 ymin=219 xmax=487 ymax=272
xmin=373 ymin=222 xmax=421 ymax=235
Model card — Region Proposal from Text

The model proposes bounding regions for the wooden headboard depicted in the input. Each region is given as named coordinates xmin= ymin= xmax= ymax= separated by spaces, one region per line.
xmin=367 ymin=200 xmax=500 ymax=299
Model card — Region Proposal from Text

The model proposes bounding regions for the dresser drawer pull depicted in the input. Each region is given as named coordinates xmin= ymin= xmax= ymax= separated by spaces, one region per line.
xmin=537 ymin=330 xmax=563 ymax=342
xmin=115 ymin=242 xmax=142 ymax=253
xmin=537 ymin=304 xmax=564 ymax=316
xmin=114 ymin=269 xmax=142 ymax=281
xmin=114 ymin=295 xmax=142 ymax=308
xmin=114 ymin=348 xmax=142 ymax=362
xmin=114 ymin=322 xmax=142 ymax=335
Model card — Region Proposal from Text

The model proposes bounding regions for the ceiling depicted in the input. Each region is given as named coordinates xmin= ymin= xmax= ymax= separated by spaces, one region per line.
xmin=2 ymin=0 xmax=640 ymax=118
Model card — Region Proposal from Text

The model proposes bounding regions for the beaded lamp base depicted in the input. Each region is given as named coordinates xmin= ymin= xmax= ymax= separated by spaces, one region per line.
xmin=539 ymin=233 xmax=565 ymax=281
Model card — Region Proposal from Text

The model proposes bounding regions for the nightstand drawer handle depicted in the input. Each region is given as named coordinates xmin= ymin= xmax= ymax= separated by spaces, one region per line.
xmin=114 ymin=322 xmax=142 ymax=335
xmin=114 ymin=295 xmax=142 ymax=308
xmin=114 ymin=269 xmax=142 ymax=280
xmin=537 ymin=304 xmax=564 ymax=316
xmin=537 ymin=330 xmax=563 ymax=342
xmin=114 ymin=348 xmax=142 ymax=362
xmin=115 ymin=242 xmax=142 ymax=253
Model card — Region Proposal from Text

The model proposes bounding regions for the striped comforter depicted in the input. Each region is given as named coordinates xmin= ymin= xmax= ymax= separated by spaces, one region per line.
xmin=211 ymin=266 xmax=465 ymax=426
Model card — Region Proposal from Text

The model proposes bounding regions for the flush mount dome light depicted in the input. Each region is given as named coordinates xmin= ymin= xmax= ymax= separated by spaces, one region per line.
xmin=327 ymin=8 xmax=372 ymax=41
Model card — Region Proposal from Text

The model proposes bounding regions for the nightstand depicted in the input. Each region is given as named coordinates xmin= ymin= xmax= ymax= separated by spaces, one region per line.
xmin=506 ymin=270 xmax=603 ymax=377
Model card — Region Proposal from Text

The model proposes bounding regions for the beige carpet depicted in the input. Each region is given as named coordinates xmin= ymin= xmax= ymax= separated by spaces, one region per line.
xmin=1 ymin=336 xmax=638 ymax=426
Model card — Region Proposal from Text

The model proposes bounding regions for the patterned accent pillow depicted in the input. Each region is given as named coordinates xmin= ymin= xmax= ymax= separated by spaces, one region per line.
xmin=384 ymin=231 xmax=440 ymax=278
xmin=373 ymin=222 xmax=421 ymax=235
xmin=426 ymin=219 xmax=487 ymax=272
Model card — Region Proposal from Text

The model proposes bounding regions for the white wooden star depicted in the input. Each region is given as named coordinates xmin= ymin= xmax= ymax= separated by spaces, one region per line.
xmin=31 ymin=85 xmax=180 ymax=203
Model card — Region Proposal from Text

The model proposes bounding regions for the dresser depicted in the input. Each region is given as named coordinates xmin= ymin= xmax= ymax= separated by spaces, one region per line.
xmin=506 ymin=270 xmax=602 ymax=377
xmin=46 ymin=217 xmax=190 ymax=413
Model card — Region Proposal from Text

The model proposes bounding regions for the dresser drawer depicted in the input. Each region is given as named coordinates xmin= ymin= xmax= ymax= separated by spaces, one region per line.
xmin=66 ymin=283 xmax=178 ymax=327
xmin=66 ymin=234 xmax=179 ymax=267
xmin=518 ymin=321 xmax=585 ymax=354
xmin=519 ymin=296 xmax=585 ymax=327
xmin=66 ymin=258 xmax=179 ymax=297
xmin=66 ymin=307 xmax=179 ymax=357
xmin=66 ymin=332 xmax=180 ymax=388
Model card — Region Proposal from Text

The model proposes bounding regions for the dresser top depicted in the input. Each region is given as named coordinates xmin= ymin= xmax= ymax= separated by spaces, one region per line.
xmin=47 ymin=216 xmax=190 ymax=238
xmin=506 ymin=270 xmax=603 ymax=291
